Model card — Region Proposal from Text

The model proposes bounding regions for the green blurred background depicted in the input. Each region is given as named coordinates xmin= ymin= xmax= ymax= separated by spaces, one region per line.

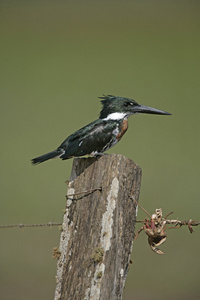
xmin=0 ymin=1 xmax=200 ymax=299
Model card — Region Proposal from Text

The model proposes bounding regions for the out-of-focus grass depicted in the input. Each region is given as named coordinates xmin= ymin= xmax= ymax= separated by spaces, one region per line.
xmin=0 ymin=1 xmax=200 ymax=299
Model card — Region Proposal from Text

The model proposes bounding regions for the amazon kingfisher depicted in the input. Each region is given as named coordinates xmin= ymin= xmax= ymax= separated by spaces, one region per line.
xmin=31 ymin=95 xmax=171 ymax=164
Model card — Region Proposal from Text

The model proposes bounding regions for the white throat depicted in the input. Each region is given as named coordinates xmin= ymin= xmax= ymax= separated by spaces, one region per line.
xmin=103 ymin=112 xmax=126 ymax=121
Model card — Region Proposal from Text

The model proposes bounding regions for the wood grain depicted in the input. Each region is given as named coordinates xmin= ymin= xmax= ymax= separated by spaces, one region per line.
xmin=54 ymin=154 xmax=142 ymax=300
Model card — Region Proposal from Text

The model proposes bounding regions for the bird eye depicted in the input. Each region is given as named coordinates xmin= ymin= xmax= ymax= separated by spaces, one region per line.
xmin=124 ymin=101 xmax=134 ymax=107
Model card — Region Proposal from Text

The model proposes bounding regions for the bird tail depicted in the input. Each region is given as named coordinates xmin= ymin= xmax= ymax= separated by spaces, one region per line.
xmin=31 ymin=149 xmax=64 ymax=165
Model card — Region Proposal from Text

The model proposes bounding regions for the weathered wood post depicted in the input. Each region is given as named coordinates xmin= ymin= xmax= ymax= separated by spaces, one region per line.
xmin=54 ymin=153 xmax=142 ymax=300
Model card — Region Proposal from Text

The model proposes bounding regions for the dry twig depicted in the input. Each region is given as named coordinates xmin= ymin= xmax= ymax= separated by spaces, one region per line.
xmin=134 ymin=199 xmax=199 ymax=254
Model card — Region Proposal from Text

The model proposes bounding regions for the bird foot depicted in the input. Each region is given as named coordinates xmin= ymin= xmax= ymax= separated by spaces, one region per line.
xmin=94 ymin=152 xmax=108 ymax=159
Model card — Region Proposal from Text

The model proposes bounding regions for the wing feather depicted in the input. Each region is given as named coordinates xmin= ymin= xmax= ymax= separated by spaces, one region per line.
xmin=59 ymin=119 xmax=117 ymax=159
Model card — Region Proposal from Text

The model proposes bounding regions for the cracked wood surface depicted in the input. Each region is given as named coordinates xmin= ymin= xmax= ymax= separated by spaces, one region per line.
xmin=54 ymin=154 xmax=142 ymax=300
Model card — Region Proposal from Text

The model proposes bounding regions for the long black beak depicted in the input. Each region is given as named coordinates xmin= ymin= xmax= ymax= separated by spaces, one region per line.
xmin=134 ymin=104 xmax=171 ymax=115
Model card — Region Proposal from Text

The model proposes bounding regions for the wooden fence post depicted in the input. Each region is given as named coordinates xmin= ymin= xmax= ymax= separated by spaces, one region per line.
xmin=54 ymin=153 xmax=142 ymax=300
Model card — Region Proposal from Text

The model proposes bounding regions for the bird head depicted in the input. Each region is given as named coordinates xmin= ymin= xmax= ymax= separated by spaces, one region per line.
xmin=99 ymin=95 xmax=171 ymax=120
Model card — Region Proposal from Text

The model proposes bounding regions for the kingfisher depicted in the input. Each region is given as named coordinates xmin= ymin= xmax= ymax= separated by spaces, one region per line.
xmin=31 ymin=95 xmax=171 ymax=165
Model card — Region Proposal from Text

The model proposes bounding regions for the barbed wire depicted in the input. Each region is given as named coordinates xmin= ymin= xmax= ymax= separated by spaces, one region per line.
xmin=0 ymin=189 xmax=199 ymax=234
xmin=0 ymin=222 xmax=62 ymax=229
xmin=0 ymin=188 xmax=102 ymax=229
